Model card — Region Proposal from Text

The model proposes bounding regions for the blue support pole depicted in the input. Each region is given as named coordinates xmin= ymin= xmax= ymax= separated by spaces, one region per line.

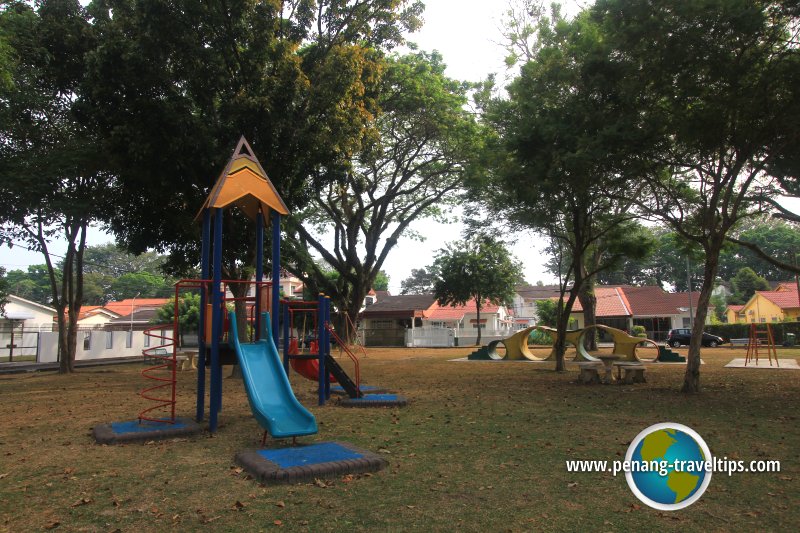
xmin=210 ymin=208 xmax=224 ymax=433
xmin=196 ymin=209 xmax=211 ymax=422
xmin=282 ymin=302 xmax=290 ymax=373
xmin=318 ymin=293 xmax=326 ymax=406
xmin=271 ymin=211 xmax=281 ymax=349
xmin=255 ymin=210 xmax=264 ymax=341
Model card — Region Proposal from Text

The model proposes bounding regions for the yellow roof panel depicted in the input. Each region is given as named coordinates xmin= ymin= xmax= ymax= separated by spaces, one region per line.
xmin=196 ymin=137 xmax=289 ymax=222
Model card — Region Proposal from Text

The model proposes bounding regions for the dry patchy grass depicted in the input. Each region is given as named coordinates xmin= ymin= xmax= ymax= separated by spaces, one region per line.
xmin=0 ymin=345 xmax=798 ymax=532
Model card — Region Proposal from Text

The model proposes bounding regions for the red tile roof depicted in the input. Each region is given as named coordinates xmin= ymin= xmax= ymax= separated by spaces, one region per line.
xmin=103 ymin=298 xmax=170 ymax=317
xmin=570 ymin=285 xmax=704 ymax=316
xmin=426 ymin=299 xmax=500 ymax=321
xmin=726 ymin=305 xmax=744 ymax=312
xmin=571 ymin=287 xmax=631 ymax=316
xmin=757 ymin=288 xmax=800 ymax=309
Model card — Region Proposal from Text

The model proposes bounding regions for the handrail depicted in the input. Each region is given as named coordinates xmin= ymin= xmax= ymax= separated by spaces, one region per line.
xmin=325 ymin=323 xmax=360 ymax=393
xmin=139 ymin=324 xmax=177 ymax=424
xmin=344 ymin=312 xmax=368 ymax=359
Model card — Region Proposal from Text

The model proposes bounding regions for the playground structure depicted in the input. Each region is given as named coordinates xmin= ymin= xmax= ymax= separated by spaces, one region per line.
xmin=95 ymin=136 xmax=402 ymax=461
xmin=468 ymin=324 xmax=675 ymax=363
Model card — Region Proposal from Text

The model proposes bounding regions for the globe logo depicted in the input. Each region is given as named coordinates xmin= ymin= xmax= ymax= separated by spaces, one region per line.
xmin=625 ymin=423 xmax=713 ymax=510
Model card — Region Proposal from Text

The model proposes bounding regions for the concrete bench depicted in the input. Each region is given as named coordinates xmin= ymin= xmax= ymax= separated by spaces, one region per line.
xmin=176 ymin=351 xmax=197 ymax=371
xmin=576 ymin=362 xmax=602 ymax=384
xmin=143 ymin=347 xmax=168 ymax=364
xmin=730 ymin=338 xmax=750 ymax=347
xmin=614 ymin=362 xmax=646 ymax=384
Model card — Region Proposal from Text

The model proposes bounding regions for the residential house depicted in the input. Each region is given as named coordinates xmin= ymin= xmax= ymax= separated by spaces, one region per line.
xmin=76 ymin=306 xmax=122 ymax=328
xmin=569 ymin=285 xmax=708 ymax=342
xmin=0 ymin=295 xmax=57 ymax=360
xmin=729 ymin=283 xmax=800 ymax=323
xmin=511 ymin=284 xmax=562 ymax=328
xmin=359 ymin=294 xmax=513 ymax=346
xmin=724 ymin=304 xmax=745 ymax=324
xmin=359 ymin=294 xmax=436 ymax=346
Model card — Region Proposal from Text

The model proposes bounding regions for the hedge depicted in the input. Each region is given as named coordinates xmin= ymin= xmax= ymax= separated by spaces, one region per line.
xmin=706 ymin=322 xmax=800 ymax=344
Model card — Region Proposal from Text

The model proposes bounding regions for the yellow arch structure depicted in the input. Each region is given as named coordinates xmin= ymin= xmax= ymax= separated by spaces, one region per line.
xmin=576 ymin=325 xmax=657 ymax=363
xmin=481 ymin=324 xmax=658 ymax=363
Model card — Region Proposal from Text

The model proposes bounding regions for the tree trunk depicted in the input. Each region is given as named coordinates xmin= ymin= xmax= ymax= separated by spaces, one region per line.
xmin=577 ymin=280 xmax=598 ymax=351
xmin=681 ymin=247 xmax=719 ymax=393
xmin=227 ymin=280 xmax=250 ymax=379
xmin=342 ymin=284 xmax=369 ymax=345
xmin=554 ymin=297 xmax=569 ymax=372
xmin=475 ymin=294 xmax=482 ymax=346
xmin=63 ymin=224 xmax=87 ymax=373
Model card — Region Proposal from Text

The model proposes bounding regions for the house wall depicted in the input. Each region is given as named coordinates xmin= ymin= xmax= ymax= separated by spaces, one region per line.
xmin=740 ymin=294 xmax=787 ymax=323
xmin=1 ymin=299 xmax=56 ymax=328
xmin=510 ymin=295 xmax=540 ymax=324
xmin=77 ymin=314 xmax=116 ymax=328
xmin=37 ymin=329 xmax=170 ymax=363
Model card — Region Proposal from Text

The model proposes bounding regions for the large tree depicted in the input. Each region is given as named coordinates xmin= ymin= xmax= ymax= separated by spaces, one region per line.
xmin=78 ymin=0 xmax=422 ymax=345
xmin=0 ymin=1 xmax=110 ymax=373
xmin=283 ymin=51 xmax=484 ymax=332
xmin=432 ymin=236 xmax=522 ymax=345
xmin=718 ymin=217 xmax=800 ymax=281
xmin=480 ymin=10 xmax=649 ymax=369
xmin=590 ymin=0 xmax=800 ymax=392
xmin=400 ymin=267 xmax=438 ymax=295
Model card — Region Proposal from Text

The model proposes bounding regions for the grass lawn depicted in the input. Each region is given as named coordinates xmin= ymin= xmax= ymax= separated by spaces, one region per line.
xmin=0 ymin=345 xmax=798 ymax=532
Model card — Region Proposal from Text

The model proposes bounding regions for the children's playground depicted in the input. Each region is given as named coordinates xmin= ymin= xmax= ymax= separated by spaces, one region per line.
xmin=1 ymin=140 xmax=798 ymax=531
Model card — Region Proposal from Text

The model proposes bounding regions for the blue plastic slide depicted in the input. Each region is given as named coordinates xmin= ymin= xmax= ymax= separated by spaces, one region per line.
xmin=228 ymin=311 xmax=318 ymax=438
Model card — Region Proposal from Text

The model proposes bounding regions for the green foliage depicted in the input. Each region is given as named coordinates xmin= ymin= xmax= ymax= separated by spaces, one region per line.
xmin=400 ymin=267 xmax=438 ymax=295
xmin=719 ymin=218 xmax=800 ymax=281
xmin=527 ymin=328 xmax=552 ymax=345
xmin=631 ymin=325 xmax=646 ymax=338
xmin=534 ymin=299 xmax=558 ymax=328
xmin=0 ymin=266 xmax=8 ymax=312
xmin=729 ymin=267 xmax=771 ymax=305
xmin=2 ymin=265 xmax=56 ymax=305
xmin=583 ymin=0 xmax=800 ymax=391
xmin=372 ymin=270 xmax=390 ymax=292
xmin=284 ymin=51 xmax=485 ymax=324
xmin=110 ymin=272 xmax=173 ymax=301
xmin=705 ymin=322 xmax=800 ymax=345
xmin=79 ymin=0 xmax=424 ymax=267
xmin=156 ymin=293 xmax=200 ymax=333
xmin=433 ymin=236 xmax=522 ymax=309
xmin=595 ymin=225 xmax=705 ymax=290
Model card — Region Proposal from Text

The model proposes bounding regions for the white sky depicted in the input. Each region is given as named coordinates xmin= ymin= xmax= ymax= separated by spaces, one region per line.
xmin=0 ymin=1 xmax=560 ymax=291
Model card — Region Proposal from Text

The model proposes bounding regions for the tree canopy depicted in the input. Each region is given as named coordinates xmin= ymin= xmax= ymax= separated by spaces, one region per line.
xmin=283 ymin=51 xmax=484 ymax=328
xmin=432 ymin=236 xmax=522 ymax=345
xmin=587 ymin=0 xmax=800 ymax=392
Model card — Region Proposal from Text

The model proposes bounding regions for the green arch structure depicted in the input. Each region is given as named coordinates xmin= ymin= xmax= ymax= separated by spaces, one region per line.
xmin=467 ymin=324 xmax=658 ymax=363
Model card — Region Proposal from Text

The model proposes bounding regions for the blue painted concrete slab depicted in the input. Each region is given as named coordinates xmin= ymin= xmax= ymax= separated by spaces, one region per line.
xmin=257 ymin=442 xmax=363 ymax=468
xmin=110 ymin=418 xmax=190 ymax=435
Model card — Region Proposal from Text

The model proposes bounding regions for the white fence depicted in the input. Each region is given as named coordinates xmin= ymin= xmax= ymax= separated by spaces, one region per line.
xmin=1 ymin=329 xmax=172 ymax=363
xmin=404 ymin=328 xmax=514 ymax=348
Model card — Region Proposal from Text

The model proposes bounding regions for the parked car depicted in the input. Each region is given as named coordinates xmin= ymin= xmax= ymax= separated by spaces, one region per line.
xmin=666 ymin=328 xmax=724 ymax=348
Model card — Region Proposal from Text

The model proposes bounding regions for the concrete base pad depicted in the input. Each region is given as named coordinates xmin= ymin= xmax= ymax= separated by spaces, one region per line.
xmin=725 ymin=358 xmax=799 ymax=369
xmin=448 ymin=357 xmax=549 ymax=363
xmin=236 ymin=441 xmax=387 ymax=485
xmin=339 ymin=393 xmax=407 ymax=408
xmin=93 ymin=417 xmax=202 ymax=444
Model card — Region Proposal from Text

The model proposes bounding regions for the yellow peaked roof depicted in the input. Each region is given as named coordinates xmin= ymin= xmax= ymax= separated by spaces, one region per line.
xmin=196 ymin=136 xmax=289 ymax=222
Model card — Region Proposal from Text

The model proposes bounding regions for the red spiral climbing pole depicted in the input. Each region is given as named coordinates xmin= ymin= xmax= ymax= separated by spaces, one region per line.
xmin=139 ymin=325 xmax=177 ymax=424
